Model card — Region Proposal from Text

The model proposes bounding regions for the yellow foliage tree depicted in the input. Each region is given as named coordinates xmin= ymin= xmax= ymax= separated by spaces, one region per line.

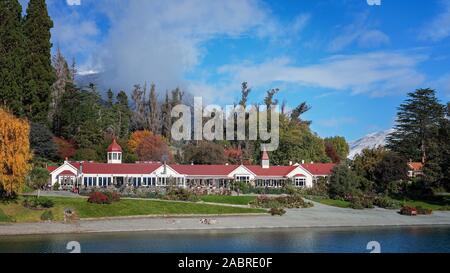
xmin=0 ymin=108 xmax=32 ymax=196
xmin=128 ymin=130 xmax=154 ymax=152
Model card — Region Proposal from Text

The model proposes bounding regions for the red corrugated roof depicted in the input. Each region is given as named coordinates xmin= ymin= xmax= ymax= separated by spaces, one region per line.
xmin=170 ymin=164 xmax=239 ymax=176
xmin=107 ymin=138 xmax=122 ymax=152
xmin=59 ymin=170 xmax=76 ymax=176
xmin=68 ymin=162 xmax=161 ymax=174
xmin=47 ymin=166 xmax=57 ymax=172
xmin=245 ymin=165 xmax=297 ymax=177
xmin=408 ymin=162 xmax=423 ymax=171
xmin=49 ymin=161 xmax=336 ymax=177
xmin=301 ymin=163 xmax=336 ymax=175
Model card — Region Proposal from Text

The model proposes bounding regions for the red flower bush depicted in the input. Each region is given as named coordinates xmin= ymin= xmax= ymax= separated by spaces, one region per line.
xmin=87 ymin=191 xmax=111 ymax=204
xmin=400 ymin=206 xmax=417 ymax=216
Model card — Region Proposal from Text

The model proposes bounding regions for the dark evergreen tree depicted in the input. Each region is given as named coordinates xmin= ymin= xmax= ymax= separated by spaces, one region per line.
xmin=106 ymin=89 xmax=114 ymax=107
xmin=374 ymin=151 xmax=408 ymax=194
xmin=22 ymin=0 xmax=55 ymax=123
xmin=387 ymin=89 xmax=445 ymax=163
xmin=161 ymin=91 xmax=172 ymax=139
xmin=0 ymin=0 xmax=25 ymax=116
xmin=58 ymin=83 xmax=81 ymax=139
xmin=115 ymin=90 xmax=131 ymax=139
xmin=238 ymin=82 xmax=250 ymax=107
xmin=147 ymin=83 xmax=160 ymax=134
xmin=30 ymin=122 xmax=58 ymax=160
xmin=436 ymin=102 xmax=450 ymax=191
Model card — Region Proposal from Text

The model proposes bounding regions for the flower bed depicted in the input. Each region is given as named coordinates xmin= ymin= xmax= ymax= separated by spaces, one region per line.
xmin=250 ymin=194 xmax=313 ymax=209
xmin=87 ymin=191 xmax=121 ymax=204
xmin=399 ymin=205 xmax=433 ymax=216
xmin=22 ymin=197 xmax=54 ymax=209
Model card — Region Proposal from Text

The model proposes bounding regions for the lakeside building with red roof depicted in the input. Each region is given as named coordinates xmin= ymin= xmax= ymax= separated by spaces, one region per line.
xmin=48 ymin=140 xmax=336 ymax=190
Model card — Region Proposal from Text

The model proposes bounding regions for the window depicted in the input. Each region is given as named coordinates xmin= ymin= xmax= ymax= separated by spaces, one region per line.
xmin=118 ymin=153 xmax=121 ymax=160
xmin=295 ymin=178 xmax=306 ymax=187
xmin=84 ymin=177 xmax=87 ymax=187
xmin=113 ymin=153 xmax=117 ymax=160
xmin=108 ymin=153 xmax=112 ymax=160
xmin=236 ymin=175 xmax=250 ymax=183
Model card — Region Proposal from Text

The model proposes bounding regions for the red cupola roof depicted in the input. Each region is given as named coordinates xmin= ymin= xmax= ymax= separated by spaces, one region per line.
xmin=107 ymin=138 xmax=122 ymax=152
xmin=262 ymin=150 xmax=269 ymax=160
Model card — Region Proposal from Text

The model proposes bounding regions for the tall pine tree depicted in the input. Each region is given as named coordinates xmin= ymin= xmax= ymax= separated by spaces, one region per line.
xmin=22 ymin=0 xmax=54 ymax=123
xmin=387 ymin=89 xmax=445 ymax=163
xmin=0 ymin=0 xmax=25 ymax=116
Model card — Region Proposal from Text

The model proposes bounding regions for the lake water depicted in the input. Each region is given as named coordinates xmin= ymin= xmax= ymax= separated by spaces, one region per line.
xmin=0 ymin=226 xmax=449 ymax=253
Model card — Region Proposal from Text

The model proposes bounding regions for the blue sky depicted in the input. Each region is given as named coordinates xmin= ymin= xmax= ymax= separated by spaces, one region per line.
xmin=19 ymin=0 xmax=450 ymax=141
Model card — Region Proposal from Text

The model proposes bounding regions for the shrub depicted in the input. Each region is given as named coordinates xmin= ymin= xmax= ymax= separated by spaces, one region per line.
xmin=350 ymin=200 xmax=364 ymax=209
xmin=163 ymin=187 xmax=199 ymax=202
xmin=373 ymin=196 xmax=402 ymax=209
xmin=52 ymin=182 xmax=60 ymax=191
xmin=39 ymin=198 xmax=54 ymax=208
xmin=250 ymin=194 xmax=313 ymax=209
xmin=269 ymin=207 xmax=286 ymax=216
xmin=104 ymin=191 xmax=121 ymax=202
xmin=328 ymin=164 xmax=372 ymax=199
xmin=416 ymin=206 xmax=433 ymax=215
xmin=400 ymin=206 xmax=417 ymax=216
xmin=87 ymin=191 xmax=111 ymax=204
xmin=303 ymin=177 xmax=329 ymax=197
xmin=22 ymin=197 xmax=54 ymax=209
xmin=40 ymin=210 xmax=54 ymax=221
xmin=346 ymin=195 xmax=374 ymax=209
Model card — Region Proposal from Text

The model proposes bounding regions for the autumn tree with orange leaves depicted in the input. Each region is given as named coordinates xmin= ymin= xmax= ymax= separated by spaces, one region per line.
xmin=0 ymin=108 xmax=32 ymax=196
xmin=128 ymin=130 xmax=153 ymax=153
xmin=135 ymin=134 xmax=172 ymax=163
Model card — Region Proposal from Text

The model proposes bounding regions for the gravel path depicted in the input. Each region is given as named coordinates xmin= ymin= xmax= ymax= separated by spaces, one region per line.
xmin=1 ymin=201 xmax=449 ymax=236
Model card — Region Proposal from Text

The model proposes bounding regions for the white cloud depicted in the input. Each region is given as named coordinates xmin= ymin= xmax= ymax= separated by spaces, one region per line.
xmin=67 ymin=0 xmax=81 ymax=6
xmin=52 ymin=17 xmax=99 ymax=55
xmin=88 ymin=0 xmax=275 ymax=92
xmin=419 ymin=1 xmax=450 ymax=42
xmin=317 ymin=117 xmax=357 ymax=128
xmin=430 ymin=73 xmax=450 ymax=98
xmin=217 ymin=51 xmax=427 ymax=97
xmin=291 ymin=14 xmax=311 ymax=34
xmin=328 ymin=14 xmax=390 ymax=52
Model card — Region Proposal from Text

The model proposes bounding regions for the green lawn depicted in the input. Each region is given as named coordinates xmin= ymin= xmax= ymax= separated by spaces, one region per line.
xmin=199 ymin=195 xmax=256 ymax=205
xmin=0 ymin=196 xmax=266 ymax=223
xmin=0 ymin=208 xmax=13 ymax=222
xmin=305 ymin=196 xmax=352 ymax=208
xmin=306 ymin=195 xmax=450 ymax=210
xmin=394 ymin=196 xmax=450 ymax=211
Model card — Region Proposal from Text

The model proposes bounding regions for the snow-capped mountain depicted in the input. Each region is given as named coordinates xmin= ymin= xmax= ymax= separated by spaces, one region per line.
xmin=348 ymin=129 xmax=395 ymax=159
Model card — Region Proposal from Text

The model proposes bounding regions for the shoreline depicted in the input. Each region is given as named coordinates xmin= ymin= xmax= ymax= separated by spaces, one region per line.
xmin=2 ymin=201 xmax=450 ymax=236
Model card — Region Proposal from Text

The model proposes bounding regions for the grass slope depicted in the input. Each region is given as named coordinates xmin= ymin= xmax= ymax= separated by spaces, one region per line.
xmin=199 ymin=195 xmax=256 ymax=205
xmin=0 ymin=197 xmax=265 ymax=223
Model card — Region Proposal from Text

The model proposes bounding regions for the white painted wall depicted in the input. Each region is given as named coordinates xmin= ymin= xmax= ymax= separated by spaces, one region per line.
xmin=286 ymin=166 xmax=314 ymax=187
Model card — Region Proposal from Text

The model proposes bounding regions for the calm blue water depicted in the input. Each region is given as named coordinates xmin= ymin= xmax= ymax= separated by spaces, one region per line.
xmin=0 ymin=226 xmax=449 ymax=253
